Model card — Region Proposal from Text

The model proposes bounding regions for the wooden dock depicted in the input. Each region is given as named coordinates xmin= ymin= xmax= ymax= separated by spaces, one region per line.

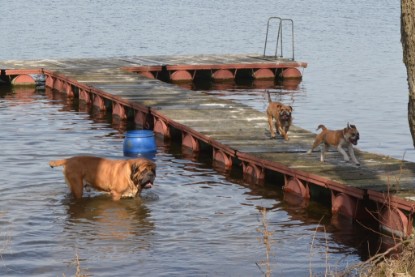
xmin=2 ymin=55 xmax=415 ymax=237
xmin=119 ymin=54 xmax=307 ymax=81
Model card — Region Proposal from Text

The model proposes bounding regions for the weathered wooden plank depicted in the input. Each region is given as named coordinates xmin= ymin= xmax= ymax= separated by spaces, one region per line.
xmin=123 ymin=54 xmax=306 ymax=67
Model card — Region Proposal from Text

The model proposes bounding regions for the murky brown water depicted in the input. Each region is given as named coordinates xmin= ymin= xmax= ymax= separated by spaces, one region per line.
xmin=0 ymin=0 xmax=410 ymax=275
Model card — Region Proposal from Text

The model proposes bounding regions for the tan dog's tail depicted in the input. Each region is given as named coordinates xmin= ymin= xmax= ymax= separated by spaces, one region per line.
xmin=266 ymin=90 xmax=272 ymax=103
xmin=316 ymin=124 xmax=327 ymax=132
xmin=49 ymin=159 xmax=67 ymax=168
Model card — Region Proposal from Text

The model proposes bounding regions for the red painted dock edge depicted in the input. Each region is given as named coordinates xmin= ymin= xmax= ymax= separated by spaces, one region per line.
xmin=5 ymin=68 xmax=415 ymax=238
xmin=122 ymin=61 xmax=307 ymax=82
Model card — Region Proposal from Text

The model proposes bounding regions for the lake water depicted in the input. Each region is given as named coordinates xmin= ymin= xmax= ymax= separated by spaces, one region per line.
xmin=0 ymin=0 xmax=410 ymax=276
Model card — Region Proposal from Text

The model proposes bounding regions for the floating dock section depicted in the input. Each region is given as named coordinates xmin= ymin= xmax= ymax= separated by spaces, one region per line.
xmin=2 ymin=55 xmax=415 ymax=238
xmin=120 ymin=54 xmax=307 ymax=82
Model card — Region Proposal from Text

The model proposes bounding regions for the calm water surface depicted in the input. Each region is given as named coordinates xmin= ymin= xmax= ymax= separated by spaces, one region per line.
xmin=0 ymin=0 xmax=410 ymax=276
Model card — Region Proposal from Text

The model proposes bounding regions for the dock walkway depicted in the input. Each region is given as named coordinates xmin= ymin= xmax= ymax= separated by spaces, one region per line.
xmin=2 ymin=55 xmax=415 ymax=237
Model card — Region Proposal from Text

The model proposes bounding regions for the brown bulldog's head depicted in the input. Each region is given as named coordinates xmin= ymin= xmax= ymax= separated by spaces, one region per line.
xmin=279 ymin=105 xmax=293 ymax=121
xmin=130 ymin=158 xmax=156 ymax=191
xmin=344 ymin=123 xmax=360 ymax=145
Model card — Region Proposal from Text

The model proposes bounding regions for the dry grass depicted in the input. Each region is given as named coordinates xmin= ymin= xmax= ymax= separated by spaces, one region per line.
xmin=74 ymin=254 xmax=89 ymax=277
xmin=63 ymin=253 xmax=89 ymax=277
xmin=256 ymin=207 xmax=273 ymax=277
xmin=309 ymin=216 xmax=332 ymax=276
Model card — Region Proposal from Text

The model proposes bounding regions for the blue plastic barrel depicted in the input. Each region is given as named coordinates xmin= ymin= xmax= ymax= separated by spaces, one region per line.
xmin=123 ymin=130 xmax=157 ymax=157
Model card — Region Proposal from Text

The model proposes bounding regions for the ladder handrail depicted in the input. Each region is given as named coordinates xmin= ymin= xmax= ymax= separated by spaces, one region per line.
xmin=263 ymin=17 xmax=282 ymax=58
xmin=263 ymin=17 xmax=295 ymax=61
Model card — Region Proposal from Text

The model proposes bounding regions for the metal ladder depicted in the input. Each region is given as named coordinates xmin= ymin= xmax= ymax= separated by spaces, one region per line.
xmin=263 ymin=17 xmax=295 ymax=61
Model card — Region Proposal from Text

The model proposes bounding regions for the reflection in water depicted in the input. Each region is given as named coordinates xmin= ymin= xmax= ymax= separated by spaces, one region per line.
xmin=0 ymin=85 xmax=37 ymax=104
xmin=64 ymin=195 xmax=154 ymax=242
xmin=283 ymin=192 xmax=310 ymax=209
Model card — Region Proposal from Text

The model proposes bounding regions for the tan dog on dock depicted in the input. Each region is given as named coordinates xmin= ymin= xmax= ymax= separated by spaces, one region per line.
xmin=266 ymin=90 xmax=293 ymax=140
xmin=49 ymin=156 xmax=156 ymax=200
xmin=307 ymin=123 xmax=360 ymax=165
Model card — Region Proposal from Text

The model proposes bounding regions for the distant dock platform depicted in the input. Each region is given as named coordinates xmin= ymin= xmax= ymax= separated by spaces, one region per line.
xmin=1 ymin=54 xmax=414 ymax=237
xmin=119 ymin=54 xmax=307 ymax=82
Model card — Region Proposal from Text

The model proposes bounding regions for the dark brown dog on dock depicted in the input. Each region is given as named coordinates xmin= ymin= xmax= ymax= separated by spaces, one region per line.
xmin=266 ymin=90 xmax=293 ymax=140
xmin=49 ymin=156 xmax=156 ymax=200
xmin=307 ymin=123 xmax=360 ymax=165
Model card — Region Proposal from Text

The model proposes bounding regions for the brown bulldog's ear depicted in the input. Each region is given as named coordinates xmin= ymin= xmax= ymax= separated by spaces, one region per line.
xmin=130 ymin=163 xmax=141 ymax=184
xmin=289 ymin=106 xmax=293 ymax=111
xmin=350 ymin=124 xmax=356 ymax=129
xmin=131 ymin=163 xmax=139 ymax=174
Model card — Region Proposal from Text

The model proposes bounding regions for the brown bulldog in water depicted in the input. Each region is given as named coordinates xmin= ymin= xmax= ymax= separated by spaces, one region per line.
xmin=49 ymin=156 xmax=156 ymax=200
